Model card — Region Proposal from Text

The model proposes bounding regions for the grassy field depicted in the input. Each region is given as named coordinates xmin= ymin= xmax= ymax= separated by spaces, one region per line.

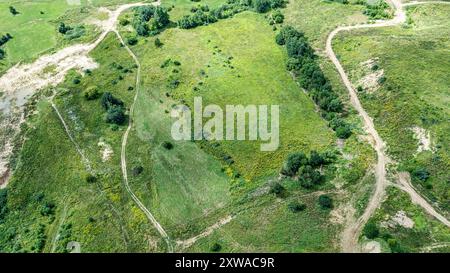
xmin=333 ymin=4 xmax=450 ymax=212
xmin=0 ymin=0 xmax=144 ymax=75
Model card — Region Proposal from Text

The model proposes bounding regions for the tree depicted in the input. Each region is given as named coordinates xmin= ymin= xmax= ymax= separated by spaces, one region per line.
xmin=363 ymin=221 xmax=379 ymax=239
xmin=154 ymin=7 xmax=170 ymax=27
xmin=0 ymin=189 xmax=7 ymax=223
xmin=85 ymin=174 xmax=97 ymax=183
xmin=127 ymin=36 xmax=138 ymax=45
xmin=9 ymin=6 xmax=19 ymax=16
xmin=210 ymin=243 xmax=222 ymax=252
xmin=318 ymin=195 xmax=333 ymax=209
xmin=412 ymin=168 xmax=430 ymax=182
xmin=282 ymin=152 xmax=308 ymax=176
xmin=58 ymin=23 xmax=71 ymax=34
xmin=154 ymin=38 xmax=163 ymax=48
xmin=309 ymin=150 xmax=325 ymax=168
xmin=83 ymin=86 xmax=101 ymax=100
xmin=269 ymin=182 xmax=285 ymax=197
xmin=101 ymin=92 xmax=124 ymax=110
xmin=162 ymin=141 xmax=174 ymax=150
xmin=288 ymin=201 xmax=306 ymax=213
xmin=298 ymin=165 xmax=323 ymax=189
xmin=105 ymin=106 xmax=126 ymax=125
xmin=253 ymin=0 xmax=271 ymax=13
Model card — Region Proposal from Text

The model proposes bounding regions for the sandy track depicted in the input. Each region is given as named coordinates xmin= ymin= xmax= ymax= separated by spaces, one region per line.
xmin=326 ymin=0 xmax=450 ymax=252
xmin=176 ymin=216 xmax=234 ymax=250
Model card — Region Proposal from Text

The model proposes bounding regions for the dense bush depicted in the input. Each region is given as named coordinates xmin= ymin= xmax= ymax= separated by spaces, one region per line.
xmin=0 ymin=189 xmax=8 ymax=223
xmin=281 ymin=152 xmax=308 ymax=176
xmin=101 ymin=92 xmax=124 ymax=110
xmin=105 ymin=106 xmax=126 ymax=125
xmin=0 ymin=33 xmax=12 ymax=47
xmin=0 ymin=48 xmax=5 ymax=60
xmin=318 ymin=195 xmax=333 ymax=209
xmin=210 ymin=242 xmax=222 ymax=252
xmin=363 ymin=220 xmax=379 ymax=239
xmin=269 ymin=182 xmax=285 ymax=197
xmin=133 ymin=6 xmax=170 ymax=36
xmin=288 ymin=201 xmax=306 ymax=212
xmin=364 ymin=1 xmax=391 ymax=20
xmin=83 ymin=86 xmax=101 ymax=100
xmin=9 ymin=6 xmax=19 ymax=16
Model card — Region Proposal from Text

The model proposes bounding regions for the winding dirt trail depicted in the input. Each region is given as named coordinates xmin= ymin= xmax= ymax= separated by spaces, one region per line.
xmin=113 ymin=24 xmax=174 ymax=252
xmin=326 ymin=0 xmax=450 ymax=252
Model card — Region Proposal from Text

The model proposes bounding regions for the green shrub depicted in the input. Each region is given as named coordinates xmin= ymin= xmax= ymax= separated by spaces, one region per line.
xmin=363 ymin=220 xmax=379 ymax=239
xmin=318 ymin=195 xmax=333 ymax=209
xmin=105 ymin=106 xmax=126 ymax=125
xmin=288 ymin=201 xmax=306 ymax=212
xmin=210 ymin=242 xmax=222 ymax=252
xmin=83 ymin=86 xmax=101 ymax=100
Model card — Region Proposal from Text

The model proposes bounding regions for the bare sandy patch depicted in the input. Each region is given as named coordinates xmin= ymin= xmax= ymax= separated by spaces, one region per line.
xmin=382 ymin=210 xmax=414 ymax=229
xmin=362 ymin=241 xmax=381 ymax=253
xmin=98 ymin=140 xmax=113 ymax=162
xmin=411 ymin=126 xmax=432 ymax=153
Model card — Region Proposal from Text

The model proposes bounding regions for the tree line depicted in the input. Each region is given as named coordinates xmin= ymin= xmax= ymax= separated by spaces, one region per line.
xmin=178 ymin=0 xmax=285 ymax=29
xmin=276 ymin=26 xmax=352 ymax=139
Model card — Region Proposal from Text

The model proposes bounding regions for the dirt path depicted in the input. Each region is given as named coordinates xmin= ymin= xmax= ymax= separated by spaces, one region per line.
xmin=176 ymin=216 xmax=234 ymax=250
xmin=114 ymin=26 xmax=173 ymax=252
xmin=326 ymin=0 xmax=450 ymax=252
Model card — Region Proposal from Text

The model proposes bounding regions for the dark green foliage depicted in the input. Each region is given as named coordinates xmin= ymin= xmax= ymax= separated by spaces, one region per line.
xmin=58 ymin=23 xmax=71 ymax=34
xmin=154 ymin=38 xmax=163 ymax=48
xmin=0 ymin=33 xmax=12 ymax=47
xmin=132 ymin=166 xmax=144 ymax=176
xmin=9 ymin=6 xmax=19 ymax=16
xmin=271 ymin=10 xmax=284 ymax=24
xmin=318 ymin=195 xmax=333 ymax=209
xmin=0 ymin=48 xmax=5 ymax=60
xmin=83 ymin=86 xmax=101 ymax=100
xmin=85 ymin=174 xmax=97 ymax=183
xmin=363 ymin=0 xmax=391 ymax=20
xmin=33 ymin=224 xmax=46 ymax=252
xmin=363 ymin=220 xmax=379 ymax=239
xmin=133 ymin=6 xmax=170 ymax=36
xmin=162 ymin=141 xmax=174 ymax=150
xmin=298 ymin=165 xmax=324 ymax=189
xmin=253 ymin=0 xmax=271 ymax=13
xmin=210 ymin=242 xmax=222 ymax=252
xmin=281 ymin=152 xmax=308 ymax=176
xmin=101 ymin=92 xmax=124 ymax=110
xmin=105 ymin=106 xmax=126 ymax=125
xmin=412 ymin=168 xmax=430 ymax=182
xmin=127 ymin=36 xmax=138 ymax=45
xmin=269 ymin=182 xmax=285 ymax=197
xmin=40 ymin=201 xmax=56 ymax=216
xmin=0 ymin=189 xmax=8 ymax=223
xmin=288 ymin=201 xmax=306 ymax=212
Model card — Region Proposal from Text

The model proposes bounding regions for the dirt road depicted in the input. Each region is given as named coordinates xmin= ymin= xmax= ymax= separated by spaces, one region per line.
xmin=326 ymin=0 xmax=450 ymax=252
